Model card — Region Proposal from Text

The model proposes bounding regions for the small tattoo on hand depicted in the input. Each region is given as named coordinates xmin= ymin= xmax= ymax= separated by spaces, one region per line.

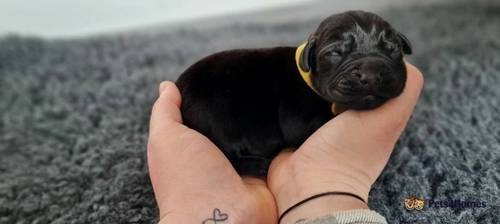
xmin=202 ymin=208 xmax=229 ymax=224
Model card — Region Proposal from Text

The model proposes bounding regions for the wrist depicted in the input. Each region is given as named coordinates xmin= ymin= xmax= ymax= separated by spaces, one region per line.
xmin=273 ymin=168 xmax=372 ymax=214
xmin=158 ymin=202 xmax=249 ymax=224
xmin=156 ymin=189 xmax=255 ymax=224
xmin=271 ymin=163 xmax=372 ymax=214
xmin=157 ymin=185 xmax=276 ymax=224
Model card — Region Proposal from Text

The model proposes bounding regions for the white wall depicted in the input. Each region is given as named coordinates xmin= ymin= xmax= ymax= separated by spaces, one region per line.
xmin=0 ymin=0 xmax=309 ymax=38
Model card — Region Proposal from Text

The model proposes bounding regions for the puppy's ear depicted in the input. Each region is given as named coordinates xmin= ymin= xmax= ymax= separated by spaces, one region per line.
xmin=299 ymin=38 xmax=316 ymax=72
xmin=397 ymin=32 xmax=412 ymax=55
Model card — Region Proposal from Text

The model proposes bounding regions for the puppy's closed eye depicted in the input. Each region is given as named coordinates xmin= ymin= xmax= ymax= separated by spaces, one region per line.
xmin=323 ymin=49 xmax=342 ymax=58
xmin=381 ymin=41 xmax=401 ymax=58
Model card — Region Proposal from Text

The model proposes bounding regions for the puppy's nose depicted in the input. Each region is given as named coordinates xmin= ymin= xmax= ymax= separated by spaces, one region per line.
xmin=357 ymin=72 xmax=379 ymax=87
xmin=352 ymin=70 xmax=380 ymax=89
xmin=356 ymin=58 xmax=387 ymax=89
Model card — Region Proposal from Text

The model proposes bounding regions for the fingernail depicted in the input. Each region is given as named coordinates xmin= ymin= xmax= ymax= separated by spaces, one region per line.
xmin=159 ymin=81 xmax=168 ymax=94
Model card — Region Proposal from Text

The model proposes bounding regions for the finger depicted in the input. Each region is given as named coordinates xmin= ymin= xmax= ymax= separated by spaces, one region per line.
xmin=149 ymin=81 xmax=183 ymax=135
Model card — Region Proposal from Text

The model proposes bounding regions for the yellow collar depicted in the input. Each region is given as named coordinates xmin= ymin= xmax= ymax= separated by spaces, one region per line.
xmin=295 ymin=42 xmax=346 ymax=115
xmin=295 ymin=42 xmax=316 ymax=92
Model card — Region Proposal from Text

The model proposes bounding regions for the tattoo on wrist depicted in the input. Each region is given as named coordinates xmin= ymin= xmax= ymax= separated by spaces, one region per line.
xmin=202 ymin=208 xmax=229 ymax=224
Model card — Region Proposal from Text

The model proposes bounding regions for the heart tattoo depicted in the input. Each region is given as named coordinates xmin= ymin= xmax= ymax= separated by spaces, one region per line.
xmin=202 ymin=208 xmax=229 ymax=224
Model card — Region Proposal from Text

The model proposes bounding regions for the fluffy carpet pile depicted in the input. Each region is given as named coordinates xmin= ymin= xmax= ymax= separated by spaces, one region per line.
xmin=1 ymin=1 xmax=499 ymax=223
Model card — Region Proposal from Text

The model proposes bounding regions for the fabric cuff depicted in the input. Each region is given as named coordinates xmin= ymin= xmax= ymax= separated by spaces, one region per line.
xmin=298 ymin=209 xmax=387 ymax=224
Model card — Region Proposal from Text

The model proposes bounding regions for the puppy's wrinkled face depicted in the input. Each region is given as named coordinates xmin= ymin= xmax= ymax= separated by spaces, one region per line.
xmin=299 ymin=11 xmax=412 ymax=109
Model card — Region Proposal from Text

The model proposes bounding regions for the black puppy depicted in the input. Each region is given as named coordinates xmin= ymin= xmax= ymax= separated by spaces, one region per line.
xmin=176 ymin=11 xmax=412 ymax=176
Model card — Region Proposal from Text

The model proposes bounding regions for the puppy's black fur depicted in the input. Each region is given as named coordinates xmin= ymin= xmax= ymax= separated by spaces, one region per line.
xmin=176 ymin=11 xmax=412 ymax=176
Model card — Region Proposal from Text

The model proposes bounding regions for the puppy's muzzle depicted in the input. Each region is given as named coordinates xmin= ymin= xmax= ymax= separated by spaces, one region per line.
xmin=337 ymin=57 xmax=391 ymax=95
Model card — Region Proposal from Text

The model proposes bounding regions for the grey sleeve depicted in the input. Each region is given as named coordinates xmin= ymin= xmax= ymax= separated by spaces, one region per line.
xmin=294 ymin=209 xmax=388 ymax=224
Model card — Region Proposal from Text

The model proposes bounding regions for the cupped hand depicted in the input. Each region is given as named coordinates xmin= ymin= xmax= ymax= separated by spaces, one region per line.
xmin=147 ymin=82 xmax=277 ymax=224
xmin=268 ymin=62 xmax=424 ymax=220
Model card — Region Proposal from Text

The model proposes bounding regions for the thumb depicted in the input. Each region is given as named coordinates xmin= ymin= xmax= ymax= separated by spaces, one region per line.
xmin=362 ymin=62 xmax=424 ymax=123
xmin=149 ymin=81 xmax=183 ymax=137
xmin=333 ymin=62 xmax=424 ymax=135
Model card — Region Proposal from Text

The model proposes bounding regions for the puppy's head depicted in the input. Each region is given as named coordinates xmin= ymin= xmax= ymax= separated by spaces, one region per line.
xmin=299 ymin=10 xmax=412 ymax=109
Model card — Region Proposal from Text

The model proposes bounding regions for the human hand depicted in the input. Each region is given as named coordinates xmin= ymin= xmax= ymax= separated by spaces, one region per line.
xmin=268 ymin=62 xmax=424 ymax=222
xmin=147 ymin=81 xmax=277 ymax=224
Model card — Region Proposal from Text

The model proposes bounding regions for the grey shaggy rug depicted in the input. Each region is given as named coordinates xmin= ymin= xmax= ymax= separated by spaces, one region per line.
xmin=1 ymin=1 xmax=499 ymax=223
